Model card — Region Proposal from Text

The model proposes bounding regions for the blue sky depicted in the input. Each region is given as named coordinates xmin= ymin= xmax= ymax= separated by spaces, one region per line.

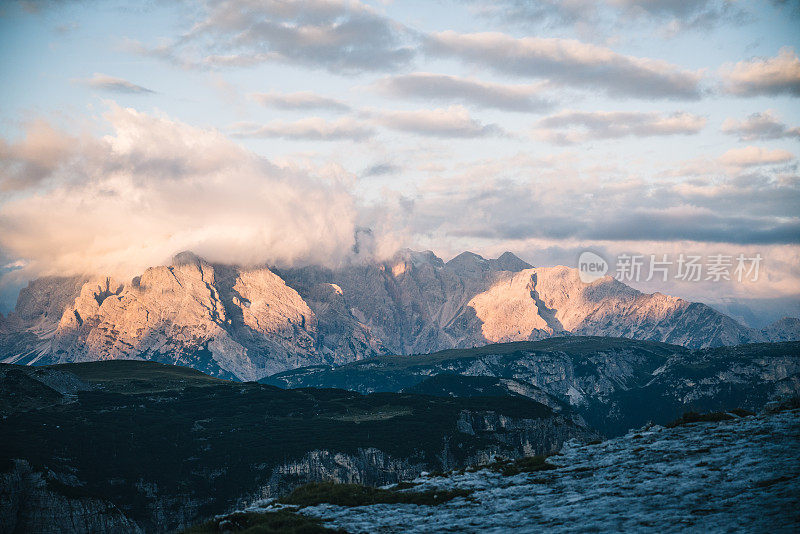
xmin=0 ymin=0 xmax=799 ymax=321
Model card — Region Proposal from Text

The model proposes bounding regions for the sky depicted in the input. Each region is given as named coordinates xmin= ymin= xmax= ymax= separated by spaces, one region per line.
xmin=0 ymin=0 xmax=799 ymax=324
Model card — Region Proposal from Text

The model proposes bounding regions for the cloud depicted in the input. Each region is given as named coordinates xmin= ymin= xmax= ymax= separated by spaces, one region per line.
xmin=610 ymin=0 xmax=747 ymax=33
xmin=226 ymin=107 xmax=503 ymax=140
xmin=77 ymin=73 xmax=155 ymax=94
xmin=363 ymin=163 xmax=400 ymax=177
xmin=376 ymin=105 xmax=504 ymax=138
xmin=141 ymin=0 xmax=414 ymax=73
xmin=464 ymin=0 xmax=598 ymax=29
xmin=0 ymin=104 xmax=381 ymax=280
xmin=718 ymin=146 xmax=795 ymax=167
xmin=720 ymin=47 xmax=800 ymax=97
xmin=533 ymin=110 xmax=706 ymax=143
xmin=424 ymin=31 xmax=703 ymax=99
xmin=722 ymin=110 xmax=800 ymax=141
xmin=398 ymin=156 xmax=800 ymax=248
xmin=0 ymin=120 xmax=76 ymax=191
xmin=466 ymin=0 xmax=744 ymax=36
xmin=230 ymin=117 xmax=374 ymax=141
xmin=375 ymin=73 xmax=552 ymax=112
xmin=251 ymin=91 xmax=350 ymax=111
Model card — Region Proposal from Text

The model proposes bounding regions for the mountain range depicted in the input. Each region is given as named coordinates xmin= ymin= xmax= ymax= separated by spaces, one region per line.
xmin=1 ymin=250 xmax=797 ymax=380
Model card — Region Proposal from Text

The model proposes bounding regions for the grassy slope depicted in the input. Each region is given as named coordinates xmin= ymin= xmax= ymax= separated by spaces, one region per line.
xmin=47 ymin=359 xmax=228 ymax=393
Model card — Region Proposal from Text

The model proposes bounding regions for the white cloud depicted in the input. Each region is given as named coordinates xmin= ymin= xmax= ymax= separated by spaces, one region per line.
xmin=376 ymin=105 xmax=503 ymax=137
xmin=720 ymin=47 xmax=800 ymax=96
xmin=375 ymin=73 xmax=551 ymax=112
xmin=251 ymin=91 xmax=350 ymax=111
xmin=0 ymin=120 xmax=76 ymax=191
xmin=718 ymin=146 xmax=795 ymax=167
xmin=77 ymin=73 xmax=155 ymax=94
xmin=533 ymin=110 xmax=706 ymax=144
xmin=0 ymin=104 xmax=380 ymax=280
xmin=425 ymin=31 xmax=704 ymax=99
xmin=721 ymin=110 xmax=800 ymax=140
xmin=467 ymin=0 xmax=745 ymax=38
xmin=230 ymin=117 xmax=374 ymax=140
xmin=142 ymin=0 xmax=414 ymax=73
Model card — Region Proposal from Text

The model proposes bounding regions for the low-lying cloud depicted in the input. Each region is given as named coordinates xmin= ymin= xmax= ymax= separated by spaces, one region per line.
xmin=0 ymin=104 xmax=377 ymax=280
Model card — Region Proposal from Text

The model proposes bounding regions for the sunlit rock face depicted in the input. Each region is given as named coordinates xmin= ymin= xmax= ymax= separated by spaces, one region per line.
xmin=2 ymin=252 xmax=383 ymax=381
xmin=1 ymin=249 xmax=791 ymax=380
xmin=468 ymin=266 xmax=765 ymax=347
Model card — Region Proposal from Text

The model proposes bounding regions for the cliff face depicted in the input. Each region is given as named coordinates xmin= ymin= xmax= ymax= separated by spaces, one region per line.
xmin=242 ymin=409 xmax=587 ymax=507
xmin=278 ymin=409 xmax=800 ymax=534
xmin=2 ymin=250 xmax=791 ymax=380
xmin=0 ymin=460 xmax=144 ymax=534
xmin=0 ymin=361 xmax=591 ymax=533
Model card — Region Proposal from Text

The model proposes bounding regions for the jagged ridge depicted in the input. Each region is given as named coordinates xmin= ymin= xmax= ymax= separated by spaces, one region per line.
xmin=1 ymin=250 xmax=795 ymax=380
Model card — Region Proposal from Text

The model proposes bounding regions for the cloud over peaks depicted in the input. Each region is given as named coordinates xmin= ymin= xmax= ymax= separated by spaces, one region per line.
xmin=0 ymin=104 xmax=374 ymax=279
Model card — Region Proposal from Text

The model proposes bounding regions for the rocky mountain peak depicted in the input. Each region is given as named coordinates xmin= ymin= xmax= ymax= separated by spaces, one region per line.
xmin=170 ymin=250 xmax=204 ymax=267
xmin=494 ymin=251 xmax=533 ymax=271
xmin=387 ymin=249 xmax=444 ymax=277
xmin=2 ymin=248 xmax=795 ymax=379
xmin=445 ymin=251 xmax=487 ymax=273
xmin=446 ymin=251 xmax=534 ymax=277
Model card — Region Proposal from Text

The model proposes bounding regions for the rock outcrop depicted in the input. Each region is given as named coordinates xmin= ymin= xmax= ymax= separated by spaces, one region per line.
xmin=267 ymin=337 xmax=800 ymax=436
xmin=0 ymin=460 xmax=143 ymax=534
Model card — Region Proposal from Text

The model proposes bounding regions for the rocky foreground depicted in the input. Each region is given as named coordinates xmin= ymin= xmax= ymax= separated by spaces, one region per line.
xmin=247 ymin=408 xmax=800 ymax=533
